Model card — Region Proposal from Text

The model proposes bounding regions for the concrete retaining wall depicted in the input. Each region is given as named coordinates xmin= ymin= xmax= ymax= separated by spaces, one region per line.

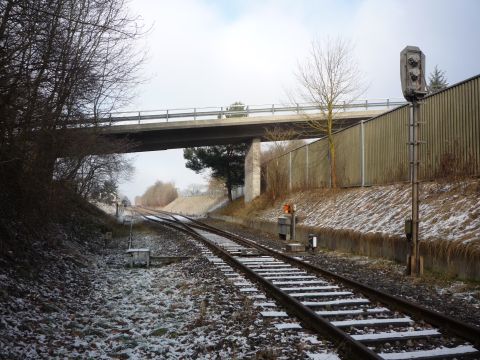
xmin=210 ymin=215 xmax=480 ymax=281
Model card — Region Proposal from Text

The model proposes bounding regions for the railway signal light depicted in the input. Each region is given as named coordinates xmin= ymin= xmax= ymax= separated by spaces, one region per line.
xmin=400 ymin=45 xmax=426 ymax=276
xmin=400 ymin=46 xmax=427 ymax=101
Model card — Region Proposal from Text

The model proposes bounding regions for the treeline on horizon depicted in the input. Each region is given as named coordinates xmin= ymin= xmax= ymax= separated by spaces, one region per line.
xmin=135 ymin=181 xmax=178 ymax=208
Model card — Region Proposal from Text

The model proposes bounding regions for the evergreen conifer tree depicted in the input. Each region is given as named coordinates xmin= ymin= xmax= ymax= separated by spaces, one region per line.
xmin=428 ymin=65 xmax=448 ymax=94
xmin=184 ymin=102 xmax=248 ymax=201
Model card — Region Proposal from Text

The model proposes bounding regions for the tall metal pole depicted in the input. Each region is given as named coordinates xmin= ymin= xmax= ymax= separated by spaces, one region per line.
xmin=411 ymin=100 xmax=420 ymax=275
xmin=360 ymin=120 xmax=365 ymax=187
xmin=401 ymin=45 xmax=426 ymax=276
xmin=306 ymin=145 xmax=309 ymax=187
xmin=291 ymin=205 xmax=296 ymax=242
xmin=289 ymin=152 xmax=292 ymax=191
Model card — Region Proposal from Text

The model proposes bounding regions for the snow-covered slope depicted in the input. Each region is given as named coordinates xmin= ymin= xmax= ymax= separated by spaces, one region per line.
xmin=228 ymin=179 xmax=480 ymax=246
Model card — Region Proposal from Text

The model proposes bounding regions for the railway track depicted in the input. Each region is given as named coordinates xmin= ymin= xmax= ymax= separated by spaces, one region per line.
xmin=137 ymin=208 xmax=480 ymax=360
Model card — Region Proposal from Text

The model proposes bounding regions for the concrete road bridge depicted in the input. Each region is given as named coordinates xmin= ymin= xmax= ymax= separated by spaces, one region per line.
xmin=100 ymin=99 xmax=405 ymax=150
xmin=98 ymin=99 xmax=406 ymax=201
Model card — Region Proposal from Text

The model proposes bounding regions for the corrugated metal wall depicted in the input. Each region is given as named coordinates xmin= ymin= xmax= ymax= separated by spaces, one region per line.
xmin=419 ymin=76 xmax=480 ymax=179
xmin=364 ymin=105 xmax=410 ymax=185
xmin=264 ymin=75 xmax=480 ymax=189
xmin=335 ymin=125 xmax=362 ymax=186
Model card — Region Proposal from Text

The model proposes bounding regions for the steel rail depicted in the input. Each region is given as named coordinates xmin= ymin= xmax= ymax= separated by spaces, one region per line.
xmin=140 ymin=211 xmax=381 ymax=360
xmin=181 ymin=215 xmax=480 ymax=348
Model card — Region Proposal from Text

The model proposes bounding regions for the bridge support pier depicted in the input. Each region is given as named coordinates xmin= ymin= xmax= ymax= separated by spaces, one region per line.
xmin=244 ymin=138 xmax=261 ymax=203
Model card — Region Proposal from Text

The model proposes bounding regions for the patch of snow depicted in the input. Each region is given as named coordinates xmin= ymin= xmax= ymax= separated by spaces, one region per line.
xmin=272 ymin=280 xmax=327 ymax=285
xmin=302 ymin=298 xmax=370 ymax=306
xmin=239 ymin=287 xmax=258 ymax=292
xmin=260 ymin=311 xmax=288 ymax=317
xmin=331 ymin=317 xmax=413 ymax=327
xmin=316 ymin=307 xmax=389 ymax=316
xmin=274 ymin=323 xmax=302 ymax=330
xmin=306 ymin=352 xmax=341 ymax=360
xmin=379 ymin=345 xmax=478 ymax=360
xmin=351 ymin=329 xmax=440 ymax=341
xmin=281 ymin=285 xmax=339 ymax=291
xmin=289 ymin=291 xmax=352 ymax=298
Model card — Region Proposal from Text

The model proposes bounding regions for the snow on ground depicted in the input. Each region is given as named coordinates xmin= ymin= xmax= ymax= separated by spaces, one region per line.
xmin=255 ymin=179 xmax=480 ymax=245
xmin=95 ymin=202 xmax=117 ymax=216
xmin=0 ymin=222 xmax=330 ymax=359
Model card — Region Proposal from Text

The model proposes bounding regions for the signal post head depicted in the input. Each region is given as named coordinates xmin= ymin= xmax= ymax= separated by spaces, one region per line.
xmin=400 ymin=46 xmax=427 ymax=102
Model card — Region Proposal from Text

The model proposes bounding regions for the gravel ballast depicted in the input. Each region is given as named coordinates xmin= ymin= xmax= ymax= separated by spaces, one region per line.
xmin=1 ymin=220 xmax=333 ymax=359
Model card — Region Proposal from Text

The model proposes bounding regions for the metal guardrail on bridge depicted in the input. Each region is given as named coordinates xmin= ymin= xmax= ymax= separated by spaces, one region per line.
xmin=97 ymin=98 xmax=407 ymax=125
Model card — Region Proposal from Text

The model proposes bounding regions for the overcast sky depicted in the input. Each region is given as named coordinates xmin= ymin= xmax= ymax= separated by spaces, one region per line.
xmin=118 ymin=0 xmax=480 ymax=201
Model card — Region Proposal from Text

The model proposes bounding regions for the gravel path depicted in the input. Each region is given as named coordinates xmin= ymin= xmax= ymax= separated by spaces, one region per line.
xmin=203 ymin=218 xmax=480 ymax=328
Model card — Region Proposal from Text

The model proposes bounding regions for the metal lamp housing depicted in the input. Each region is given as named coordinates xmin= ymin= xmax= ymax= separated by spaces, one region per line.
xmin=400 ymin=46 xmax=427 ymax=101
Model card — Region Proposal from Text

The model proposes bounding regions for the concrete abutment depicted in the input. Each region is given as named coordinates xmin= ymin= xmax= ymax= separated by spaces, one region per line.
xmin=244 ymin=138 xmax=261 ymax=203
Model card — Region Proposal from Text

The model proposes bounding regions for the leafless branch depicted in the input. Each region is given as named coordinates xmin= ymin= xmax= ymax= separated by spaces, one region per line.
xmin=291 ymin=37 xmax=366 ymax=188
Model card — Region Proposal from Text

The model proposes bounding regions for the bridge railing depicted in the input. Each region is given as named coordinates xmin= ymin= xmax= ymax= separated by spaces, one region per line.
xmin=96 ymin=98 xmax=407 ymax=126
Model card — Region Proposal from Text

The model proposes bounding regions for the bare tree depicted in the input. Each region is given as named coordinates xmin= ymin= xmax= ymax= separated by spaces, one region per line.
xmin=56 ymin=152 xmax=134 ymax=200
xmin=0 ymin=0 xmax=145 ymax=251
xmin=263 ymin=127 xmax=302 ymax=162
xmin=184 ymin=183 xmax=206 ymax=196
xmin=262 ymin=126 xmax=304 ymax=200
xmin=139 ymin=181 xmax=178 ymax=207
xmin=294 ymin=38 xmax=365 ymax=188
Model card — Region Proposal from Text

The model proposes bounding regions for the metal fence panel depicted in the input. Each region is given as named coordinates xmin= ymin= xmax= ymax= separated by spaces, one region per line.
xmin=364 ymin=105 xmax=410 ymax=185
xmin=307 ymin=138 xmax=330 ymax=188
xmin=291 ymin=146 xmax=307 ymax=190
xmin=334 ymin=125 xmax=362 ymax=187
xmin=263 ymin=75 xmax=480 ymax=190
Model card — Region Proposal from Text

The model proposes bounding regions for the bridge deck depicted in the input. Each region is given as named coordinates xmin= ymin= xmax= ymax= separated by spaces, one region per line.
xmin=101 ymin=110 xmax=386 ymax=151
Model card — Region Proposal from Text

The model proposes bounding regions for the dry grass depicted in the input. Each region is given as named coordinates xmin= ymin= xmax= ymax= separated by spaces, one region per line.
xmin=111 ymin=221 xmax=153 ymax=238
xmin=214 ymin=197 xmax=247 ymax=216
xmin=163 ymin=195 xmax=226 ymax=216
xmin=434 ymin=148 xmax=477 ymax=181
xmin=214 ymin=194 xmax=279 ymax=218
xmin=422 ymin=239 xmax=480 ymax=267
xmin=191 ymin=299 xmax=209 ymax=328
xmin=255 ymin=348 xmax=278 ymax=359
xmin=232 ymin=297 xmax=257 ymax=324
